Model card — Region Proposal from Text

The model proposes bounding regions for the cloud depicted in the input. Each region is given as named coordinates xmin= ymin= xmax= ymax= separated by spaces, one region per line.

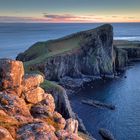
xmin=43 ymin=13 xmax=103 ymax=22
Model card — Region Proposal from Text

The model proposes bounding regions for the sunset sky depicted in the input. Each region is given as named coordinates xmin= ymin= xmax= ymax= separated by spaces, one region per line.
xmin=0 ymin=0 xmax=140 ymax=23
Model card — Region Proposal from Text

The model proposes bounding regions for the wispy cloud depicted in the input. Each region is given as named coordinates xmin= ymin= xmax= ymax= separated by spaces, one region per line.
xmin=43 ymin=13 xmax=103 ymax=22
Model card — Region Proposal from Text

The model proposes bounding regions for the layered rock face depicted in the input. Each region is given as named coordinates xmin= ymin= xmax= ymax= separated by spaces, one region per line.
xmin=0 ymin=59 xmax=84 ymax=140
xmin=17 ymin=24 xmax=114 ymax=81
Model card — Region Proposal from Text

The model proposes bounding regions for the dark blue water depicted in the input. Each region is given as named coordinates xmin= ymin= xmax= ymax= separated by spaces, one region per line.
xmin=0 ymin=23 xmax=140 ymax=58
xmin=70 ymin=63 xmax=140 ymax=140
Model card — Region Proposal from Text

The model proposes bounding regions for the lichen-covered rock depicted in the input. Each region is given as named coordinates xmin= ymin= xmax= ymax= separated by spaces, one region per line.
xmin=0 ymin=126 xmax=14 ymax=140
xmin=17 ymin=122 xmax=58 ymax=140
xmin=30 ymin=94 xmax=55 ymax=117
xmin=0 ymin=92 xmax=33 ymax=123
xmin=65 ymin=118 xmax=78 ymax=134
xmin=0 ymin=59 xmax=85 ymax=140
xmin=53 ymin=112 xmax=66 ymax=130
xmin=56 ymin=130 xmax=83 ymax=140
xmin=22 ymin=74 xmax=44 ymax=92
xmin=23 ymin=87 xmax=45 ymax=104
xmin=0 ymin=59 xmax=24 ymax=96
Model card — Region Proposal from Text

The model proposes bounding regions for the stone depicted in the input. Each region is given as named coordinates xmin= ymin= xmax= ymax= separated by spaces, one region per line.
xmin=30 ymin=93 xmax=55 ymax=118
xmin=0 ymin=126 xmax=14 ymax=140
xmin=56 ymin=130 xmax=83 ymax=140
xmin=53 ymin=112 xmax=66 ymax=130
xmin=24 ymin=87 xmax=45 ymax=104
xmin=0 ymin=92 xmax=33 ymax=123
xmin=22 ymin=74 xmax=44 ymax=92
xmin=99 ymin=128 xmax=116 ymax=140
xmin=0 ymin=59 xmax=24 ymax=96
xmin=17 ymin=122 xmax=58 ymax=140
xmin=65 ymin=118 xmax=78 ymax=134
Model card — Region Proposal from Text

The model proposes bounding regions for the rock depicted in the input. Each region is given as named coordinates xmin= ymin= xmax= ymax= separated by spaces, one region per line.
xmin=56 ymin=130 xmax=83 ymax=140
xmin=30 ymin=94 xmax=55 ymax=118
xmin=24 ymin=87 xmax=45 ymax=104
xmin=65 ymin=118 xmax=78 ymax=134
xmin=99 ymin=128 xmax=116 ymax=140
xmin=0 ymin=59 xmax=83 ymax=140
xmin=0 ymin=126 xmax=14 ymax=140
xmin=53 ymin=111 xmax=66 ymax=130
xmin=22 ymin=74 xmax=44 ymax=92
xmin=44 ymin=82 xmax=75 ymax=119
xmin=0 ymin=59 xmax=24 ymax=96
xmin=82 ymin=99 xmax=115 ymax=110
xmin=0 ymin=92 xmax=33 ymax=123
xmin=17 ymin=24 xmax=114 ymax=85
xmin=17 ymin=122 xmax=58 ymax=140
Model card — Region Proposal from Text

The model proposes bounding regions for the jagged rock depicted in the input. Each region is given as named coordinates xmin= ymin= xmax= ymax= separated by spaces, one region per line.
xmin=65 ymin=118 xmax=78 ymax=134
xmin=23 ymin=87 xmax=45 ymax=104
xmin=22 ymin=74 xmax=44 ymax=92
xmin=17 ymin=122 xmax=57 ymax=140
xmin=0 ymin=126 xmax=14 ymax=140
xmin=56 ymin=130 xmax=83 ymax=140
xmin=0 ymin=92 xmax=33 ymax=123
xmin=30 ymin=94 xmax=55 ymax=118
xmin=0 ymin=59 xmax=24 ymax=96
xmin=53 ymin=111 xmax=66 ymax=130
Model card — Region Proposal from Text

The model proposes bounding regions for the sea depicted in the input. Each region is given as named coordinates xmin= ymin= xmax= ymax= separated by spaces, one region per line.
xmin=0 ymin=23 xmax=140 ymax=58
xmin=0 ymin=23 xmax=140 ymax=140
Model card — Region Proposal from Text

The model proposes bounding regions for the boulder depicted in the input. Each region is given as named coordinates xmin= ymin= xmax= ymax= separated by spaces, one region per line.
xmin=0 ymin=126 xmax=14 ymax=140
xmin=17 ymin=122 xmax=58 ymax=140
xmin=0 ymin=92 xmax=33 ymax=123
xmin=0 ymin=59 xmax=24 ymax=96
xmin=22 ymin=74 xmax=44 ymax=92
xmin=30 ymin=94 xmax=55 ymax=118
xmin=65 ymin=118 xmax=78 ymax=134
xmin=56 ymin=130 xmax=83 ymax=140
xmin=24 ymin=87 xmax=45 ymax=104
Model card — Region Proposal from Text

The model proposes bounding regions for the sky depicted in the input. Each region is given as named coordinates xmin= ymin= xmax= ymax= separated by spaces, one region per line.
xmin=0 ymin=0 xmax=140 ymax=23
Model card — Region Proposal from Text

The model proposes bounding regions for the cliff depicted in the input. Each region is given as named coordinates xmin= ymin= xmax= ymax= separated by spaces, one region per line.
xmin=0 ymin=59 xmax=90 ymax=140
xmin=17 ymin=24 xmax=115 ymax=88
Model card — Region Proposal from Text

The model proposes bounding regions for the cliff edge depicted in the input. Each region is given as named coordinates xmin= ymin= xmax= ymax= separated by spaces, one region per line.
xmin=0 ymin=59 xmax=89 ymax=140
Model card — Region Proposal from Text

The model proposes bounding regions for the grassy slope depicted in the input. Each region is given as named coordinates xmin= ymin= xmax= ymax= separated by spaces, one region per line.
xmin=22 ymin=25 xmax=111 ymax=67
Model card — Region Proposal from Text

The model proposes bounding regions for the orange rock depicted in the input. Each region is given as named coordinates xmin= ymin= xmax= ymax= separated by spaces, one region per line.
xmin=65 ymin=118 xmax=78 ymax=134
xmin=0 ymin=126 xmax=14 ymax=140
xmin=22 ymin=74 xmax=44 ymax=93
xmin=0 ymin=92 xmax=33 ymax=124
xmin=17 ymin=122 xmax=58 ymax=140
xmin=56 ymin=130 xmax=83 ymax=140
xmin=24 ymin=87 xmax=45 ymax=104
xmin=0 ymin=59 xmax=24 ymax=95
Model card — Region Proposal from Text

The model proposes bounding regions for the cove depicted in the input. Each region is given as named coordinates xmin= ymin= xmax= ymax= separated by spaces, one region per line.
xmin=69 ymin=63 xmax=140 ymax=140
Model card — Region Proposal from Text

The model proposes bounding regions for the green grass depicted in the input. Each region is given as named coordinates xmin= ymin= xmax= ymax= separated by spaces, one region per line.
xmin=41 ymin=80 xmax=64 ymax=94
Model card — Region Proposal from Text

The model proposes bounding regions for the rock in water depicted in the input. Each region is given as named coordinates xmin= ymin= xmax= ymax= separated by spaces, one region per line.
xmin=99 ymin=128 xmax=116 ymax=140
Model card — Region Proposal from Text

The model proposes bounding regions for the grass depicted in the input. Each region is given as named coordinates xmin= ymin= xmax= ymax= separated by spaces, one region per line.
xmin=41 ymin=80 xmax=64 ymax=94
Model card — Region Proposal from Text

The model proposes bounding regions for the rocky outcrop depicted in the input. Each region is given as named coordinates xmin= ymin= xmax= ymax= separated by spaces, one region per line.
xmin=17 ymin=24 xmax=114 ymax=85
xmin=0 ymin=58 xmax=84 ymax=140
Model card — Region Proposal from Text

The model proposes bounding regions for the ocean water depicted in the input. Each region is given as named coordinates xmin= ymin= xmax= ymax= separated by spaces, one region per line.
xmin=0 ymin=23 xmax=140 ymax=58
xmin=70 ymin=63 xmax=140 ymax=140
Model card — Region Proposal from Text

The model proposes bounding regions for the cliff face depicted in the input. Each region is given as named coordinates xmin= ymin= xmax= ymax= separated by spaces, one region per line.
xmin=17 ymin=24 xmax=114 ymax=82
xmin=0 ymin=59 xmax=85 ymax=140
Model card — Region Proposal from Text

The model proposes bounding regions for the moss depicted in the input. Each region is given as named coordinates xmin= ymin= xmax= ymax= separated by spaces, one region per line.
xmin=41 ymin=80 xmax=63 ymax=94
